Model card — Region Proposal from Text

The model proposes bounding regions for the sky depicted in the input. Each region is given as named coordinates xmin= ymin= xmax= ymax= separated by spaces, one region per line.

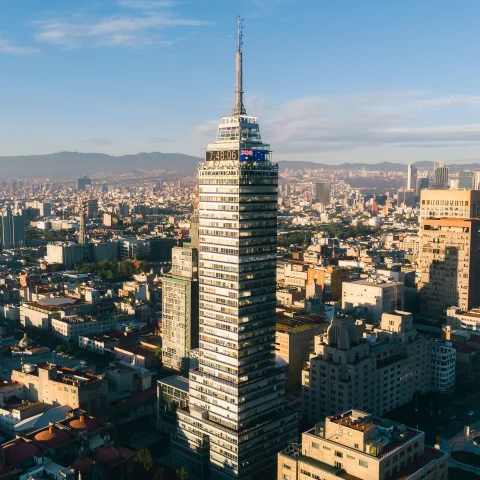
xmin=2 ymin=0 xmax=480 ymax=164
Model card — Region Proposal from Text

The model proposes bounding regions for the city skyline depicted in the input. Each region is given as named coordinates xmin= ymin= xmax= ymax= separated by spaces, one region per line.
xmin=2 ymin=1 xmax=480 ymax=164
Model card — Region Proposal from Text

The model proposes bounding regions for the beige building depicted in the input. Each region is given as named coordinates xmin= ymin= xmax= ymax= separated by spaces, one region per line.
xmin=418 ymin=218 xmax=480 ymax=316
xmin=302 ymin=312 xmax=430 ymax=424
xmin=11 ymin=363 xmax=108 ymax=418
xmin=341 ymin=279 xmax=404 ymax=323
xmin=278 ymin=410 xmax=448 ymax=480
xmin=276 ymin=313 xmax=328 ymax=393
xmin=446 ymin=306 xmax=480 ymax=335
xmin=419 ymin=188 xmax=480 ymax=222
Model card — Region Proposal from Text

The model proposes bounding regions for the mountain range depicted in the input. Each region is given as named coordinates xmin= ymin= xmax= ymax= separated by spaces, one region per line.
xmin=1 ymin=151 xmax=479 ymax=178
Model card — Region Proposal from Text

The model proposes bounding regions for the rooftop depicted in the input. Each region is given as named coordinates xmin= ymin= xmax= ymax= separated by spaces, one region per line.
xmin=158 ymin=375 xmax=189 ymax=393
xmin=346 ymin=279 xmax=402 ymax=288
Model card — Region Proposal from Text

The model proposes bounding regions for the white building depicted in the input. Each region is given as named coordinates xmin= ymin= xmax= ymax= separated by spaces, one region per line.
xmin=429 ymin=341 xmax=456 ymax=392
xmin=446 ymin=306 xmax=480 ymax=335
xmin=46 ymin=242 xmax=84 ymax=269
xmin=342 ymin=278 xmax=404 ymax=322
xmin=52 ymin=315 xmax=118 ymax=344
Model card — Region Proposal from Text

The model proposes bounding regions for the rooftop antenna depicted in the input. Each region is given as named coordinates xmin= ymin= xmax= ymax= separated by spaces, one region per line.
xmin=232 ymin=16 xmax=247 ymax=116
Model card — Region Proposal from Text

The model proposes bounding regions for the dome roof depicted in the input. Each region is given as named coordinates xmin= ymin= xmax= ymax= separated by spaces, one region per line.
xmin=71 ymin=457 xmax=94 ymax=472
xmin=95 ymin=446 xmax=120 ymax=464
xmin=69 ymin=415 xmax=98 ymax=432
xmin=4 ymin=441 xmax=41 ymax=465
xmin=34 ymin=426 xmax=72 ymax=448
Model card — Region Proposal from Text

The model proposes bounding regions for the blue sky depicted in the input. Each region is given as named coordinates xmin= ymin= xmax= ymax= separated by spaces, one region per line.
xmin=2 ymin=0 xmax=480 ymax=164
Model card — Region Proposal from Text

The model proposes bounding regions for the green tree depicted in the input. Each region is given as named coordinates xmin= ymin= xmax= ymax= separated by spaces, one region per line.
xmin=176 ymin=467 xmax=188 ymax=480
xmin=155 ymin=346 xmax=162 ymax=362
xmin=129 ymin=447 xmax=155 ymax=480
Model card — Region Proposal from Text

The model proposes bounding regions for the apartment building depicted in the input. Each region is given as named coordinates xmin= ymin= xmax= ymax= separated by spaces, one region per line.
xmin=302 ymin=312 xmax=430 ymax=424
xmin=446 ymin=306 xmax=480 ymax=335
xmin=11 ymin=363 xmax=108 ymax=418
xmin=419 ymin=189 xmax=480 ymax=222
xmin=342 ymin=279 xmax=404 ymax=323
xmin=418 ymin=218 xmax=480 ymax=316
xmin=275 ymin=313 xmax=328 ymax=393
xmin=307 ymin=265 xmax=350 ymax=302
xmin=428 ymin=341 xmax=456 ymax=392
xmin=52 ymin=315 xmax=118 ymax=344
xmin=279 ymin=410 xmax=448 ymax=480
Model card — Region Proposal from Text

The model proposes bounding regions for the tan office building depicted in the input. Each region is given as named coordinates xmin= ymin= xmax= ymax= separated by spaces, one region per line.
xmin=278 ymin=410 xmax=448 ymax=480
xmin=11 ymin=362 xmax=108 ymax=418
xmin=418 ymin=218 xmax=480 ymax=315
xmin=275 ymin=313 xmax=328 ymax=393
xmin=302 ymin=312 xmax=430 ymax=424
xmin=419 ymin=189 xmax=480 ymax=222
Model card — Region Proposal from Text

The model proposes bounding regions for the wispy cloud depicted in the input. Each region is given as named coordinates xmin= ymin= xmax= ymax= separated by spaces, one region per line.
xmin=118 ymin=0 xmax=178 ymax=9
xmin=194 ymin=91 xmax=480 ymax=155
xmin=33 ymin=4 xmax=208 ymax=49
xmin=0 ymin=35 xmax=39 ymax=55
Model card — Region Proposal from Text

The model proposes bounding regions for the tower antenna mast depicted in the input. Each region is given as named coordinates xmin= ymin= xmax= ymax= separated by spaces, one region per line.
xmin=233 ymin=15 xmax=247 ymax=115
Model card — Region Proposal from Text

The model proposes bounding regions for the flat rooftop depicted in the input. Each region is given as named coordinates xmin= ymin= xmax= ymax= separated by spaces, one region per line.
xmin=346 ymin=279 xmax=402 ymax=288
xmin=158 ymin=375 xmax=189 ymax=393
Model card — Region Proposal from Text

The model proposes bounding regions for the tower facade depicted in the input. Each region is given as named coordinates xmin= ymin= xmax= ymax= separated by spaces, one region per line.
xmin=162 ymin=244 xmax=199 ymax=373
xmin=433 ymin=162 xmax=449 ymax=189
xmin=407 ymin=163 xmax=417 ymax=191
xmin=1 ymin=210 xmax=25 ymax=249
xmin=173 ymin=17 xmax=297 ymax=480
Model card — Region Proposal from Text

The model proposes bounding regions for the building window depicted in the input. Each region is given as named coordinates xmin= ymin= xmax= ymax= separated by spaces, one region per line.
xmin=284 ymin=475 xmax=291 ymax=480
xmin=312 ymin=442 xmax=319 ymax=449
xmin=354 ymin=443 xmax=359 ymax=449
xmin=359 ymin=459 xmax=368 ymax=468
xmin=335 ymin=451 xmax=343 ymax=458
xmin=334 ymin=461 xmax=343 ymax=469
xmin=283 ymin=465 xmax=291 ymax=470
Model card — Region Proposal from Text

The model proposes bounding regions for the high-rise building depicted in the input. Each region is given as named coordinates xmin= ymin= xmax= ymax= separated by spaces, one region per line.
xmin=78 ymin=209 xmax=87 ymax=245
xmin=279 ymin=410 xmax=448 ymax=480
xmin=432 ymin=162 xmax=449 ymax=189
xmin=407 ymin=163 xmax=417 ymax=190
xmin=302 ymin=312 xmax=431 ymax=424
xmin=418 ymin=218 xmax=480 ymax=316
xmin=172 ymin=17 xmax=297 ymax=480
xmin=87 ymin=199 xmax=98 ymax=219
xmin=458 ymin=170 xmax=475 ymax=189
xmin=77 ymin=175 xmax=91 ymax=191
xmin=397 ymin=188 xmax=415 ymax=207
xmin=162 ymin=244 xmax=199 ymax=372
xmin=315 ymin=182 xmax=331 ymax=205
xmin=415 ymin=176 xmax=429 ymax=197
xmin=1 ymin=210 xmax=25 ymax=249
xmin=419 ymin=189 xmax=480 ymax=222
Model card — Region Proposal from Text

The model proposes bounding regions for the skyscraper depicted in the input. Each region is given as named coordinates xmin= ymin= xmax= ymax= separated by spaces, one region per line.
xmin=415 ymin=176 xmax=429 ymax=197
xmin=418 ymin=218 xmax=480 ymax=316
xmin=162 ymin=244 xmax=199 ymax=372
xmin=407 ymin=163 xmax=417 ymax=190
xmin=315 ymin=182 xmax=331 ymax=205
xmin=173 ymin=17 xmax=297 ymax=480
xmin=432 ymin=162 xmax=449 ymax=189
xmin=77 ymin=174 xmax=91 ymax=191
xmin=458 ymin=170 xmax=475 ymax=189
xmin=78 ymin=209 xmax=87 ymax=245
xmin=1 ymin=210 xmax=25 ymax=249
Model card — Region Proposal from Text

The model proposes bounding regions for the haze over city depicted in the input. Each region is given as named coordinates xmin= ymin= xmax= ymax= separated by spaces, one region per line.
xmin=2 ymin=0 xmax=480 ymax=163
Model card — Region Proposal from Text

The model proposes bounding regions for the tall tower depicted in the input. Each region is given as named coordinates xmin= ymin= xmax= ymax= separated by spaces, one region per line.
xmin=78 ymin=209 xmax=87 ymax=245
xmin=173 ymin=17 xmax=298 ymax=480
xmin=407 ymin=164 xmax=417 ymax=191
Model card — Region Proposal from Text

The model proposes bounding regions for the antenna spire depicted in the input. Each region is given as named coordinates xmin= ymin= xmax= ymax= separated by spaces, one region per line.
xmin=233 ymin=16 xmax=247 ymax=116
